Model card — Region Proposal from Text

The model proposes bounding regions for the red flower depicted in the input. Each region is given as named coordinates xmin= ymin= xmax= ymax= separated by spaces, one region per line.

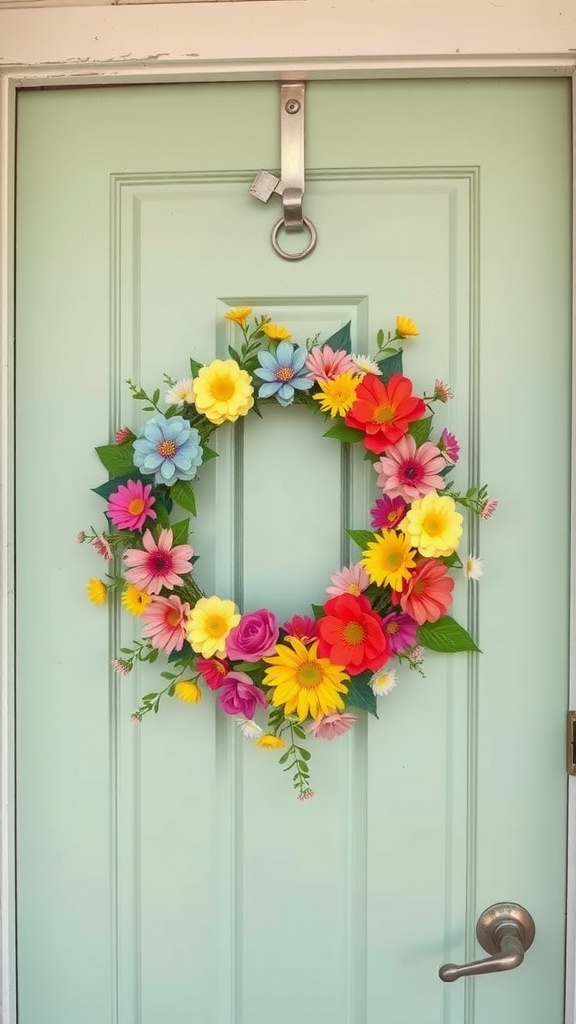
xmin=392 ymin=559 xmax=454 ymax=625
xmin=197 ymin=656 xmax=230 ymax=690
xmin=344 ymin=373 xmax=426 ymax=454
xmin=318 ymin=593 xmax=390 ymax=676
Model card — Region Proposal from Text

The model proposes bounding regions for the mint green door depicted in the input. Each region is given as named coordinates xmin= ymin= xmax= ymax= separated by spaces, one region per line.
xmin=15 ymin=80 xmax=571 ymax=1024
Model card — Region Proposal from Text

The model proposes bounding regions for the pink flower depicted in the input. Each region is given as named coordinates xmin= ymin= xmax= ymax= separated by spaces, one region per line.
xmin=374 ymin=434 xmax=446 ymax=501
xmin=217 ymin=672 xmax=268 ymax=718
xmin=439 ymin=428 xmax=460 ymax=464
xmin=115 ymin=426 xmax=133 ymax=445
xmin=326 ymin=563 xmax=370 ymax=597
xmin=306 ymin=712 xmax=357 ymax=740
xmin=197 ymin=657 xmax=230 ymax=690
xmin=393 ymin=559 xmax=454 ymax=625
xmin=305 ymin=345 xmax=355 ymax=381
xmin=225 ymin=609 xmax=279 ymax=662
xmin=111 ymin=658 xmax=131 ymax=676
xmin=141 ymin=594 xmax=190 ymax=654
xmin=433 ymin=379 xmax=453 ymax=403
xmin=124 ymin=528 xmax=193 ymax=594
xmin=76 ymin=530 xmax=88 ymax=543
xmin=370 ymin=495 xmax=407 ymax=531
xmin=480 ymin=498 xmax=499 ymax=520
xmin=297 ymin=789 xmax=315 ymax=801
xmin=107 ymin=479 xmax=157 ymax=532
xmin=93 ymin=534 xmax=112 ymax=560
xmin=282 ymin=615 xmax=319 ymax=644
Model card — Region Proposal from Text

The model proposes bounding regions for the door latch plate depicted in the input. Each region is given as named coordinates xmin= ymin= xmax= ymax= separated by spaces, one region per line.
xmin=567 ymin=712 xmax=576 ymax=774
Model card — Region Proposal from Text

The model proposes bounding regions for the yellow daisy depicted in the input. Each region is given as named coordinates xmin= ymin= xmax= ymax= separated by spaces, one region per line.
xmin=87 ymin=578 xmax=107 ymax=605
xmin=255 ymin=734 xmax=286 ymax=750
xmin=262 ymin=323 xmax=292 ymax=342
xmin=192 ymin=358 xmax=254 ymax=425
xmin=313 ymin=372 xmax=360 ymax=418
xmin=396 ymin=315 xmax=419 ymax=338
xmin=186 ymin=596 xmax=240 ymax=658
xmin=224 ymin=307 xmax=253 ymax=326
xmin=175 ymin=680 xmax=202 ymax=704
xmin=361 ymin=530 xmax=417 ymax=590
xmin=121 ymin=584 xmax=152 ymax=616
xmin=400 ymin=492 xmax=463 ymax=558
xmin=263 ymin=638 xmax=349 ymax=722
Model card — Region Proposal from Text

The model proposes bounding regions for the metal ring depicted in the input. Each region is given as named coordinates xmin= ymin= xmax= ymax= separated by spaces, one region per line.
xmin=271 ymin=217 xmax=317 ymax=261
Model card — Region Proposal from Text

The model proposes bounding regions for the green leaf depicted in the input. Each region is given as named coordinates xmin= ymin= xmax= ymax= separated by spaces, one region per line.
xmin=171 ymin=518 xmax=191 ymax=547
xmin=347 ymin=528 xmax=375 ymax=551
xmin=228 ymin=346 xmax=242 ymax=362
xmin=152 ymin=388 xmax=160 ymax=406
xmin=201 ymin=447 xmax=219 ymax=464
xmin=154 ymin=501 xmax=171 ymax=528
xmin=377 ymin=350 xmax=403 ymax=382
xmin=323 ymin=422 xmax=364 ymax=444
xmin=95 ymin=443 xmax=136 ymax=476
xmin=417 ymin=616 xmax=481 ymax=654
xmin=346 ymin=676 xmax=379 ymax=718
xmin=171 ymin=479 xmax=197 ymax=516
xmin=322 ymin=321 xmax=351 ymax=353
xmin=189 ymin=357 xmax=204 ymax=378
xmin=92 ymin=472 xmax=138 ymax=501
xmin=311 ymin=604 xmax=325 ymax=621
xmin=376 ymin=328 xmax=384 ymax=347
xmin=408 ymin=415 xmax=432 ymax=446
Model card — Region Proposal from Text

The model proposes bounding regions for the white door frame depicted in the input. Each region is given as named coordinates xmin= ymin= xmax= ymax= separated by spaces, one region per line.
xmin=1 ymin=7 xmax=574 ymax=1022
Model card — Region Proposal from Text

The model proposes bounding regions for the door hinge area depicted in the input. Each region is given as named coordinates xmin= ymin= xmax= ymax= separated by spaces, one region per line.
xmin=567 ymin=712 xmax=576 ymax=775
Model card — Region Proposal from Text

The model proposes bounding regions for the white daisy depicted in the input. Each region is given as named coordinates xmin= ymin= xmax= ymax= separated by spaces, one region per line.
xmin=165 ymin=377 xmax=195 ymax=405
xmin=350 ymin=353 xmax=382 ymax=377
xmin=236 ymin=718 xmax=263 ymax=740
xmin=369 ymin=668 xmax=397 ymax=696
xmin=463 ymin=555 xmax=483 ymax=581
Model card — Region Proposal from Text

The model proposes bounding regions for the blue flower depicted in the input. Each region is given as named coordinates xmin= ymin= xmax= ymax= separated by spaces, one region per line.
xmin=254 ymin=342 xmax=314 ymax=407
xmin=133 ymin=414 xmax=203 ymax=486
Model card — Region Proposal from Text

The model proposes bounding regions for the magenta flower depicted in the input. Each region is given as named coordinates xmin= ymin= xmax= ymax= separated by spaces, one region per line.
xmin=326 ymin=563 xmax=370 ymax=597
xmin=439 ymin=428 xmax=460 ymax=464
xmin=124 ymin=528 xmax=193 ymax=594
xmin=480 ymin=498 xmax=499 ymax=520
xmin=370 ymin=495 xmax=407 ymax=531
xmin=374 ymin=434 xmax=446 ymax=501
xmin=282 ymin=615 xmax=319 ymax=644
xmin=141 ymin=594 xmax=190 ymax=654
xmin=305 ymin=344 xmax=355 ymax=381
xmin=218 ymin=672 xmax=268 ymax=718
xmin=225 ymin=609 xmax=279 ymax=662
xmin=306 ymin=712 xmax=357 ymax=740
xmin=381 ymin=612 xmax=418 ymax=655
xmin=107 ymin=479 xmax=157 ymax=532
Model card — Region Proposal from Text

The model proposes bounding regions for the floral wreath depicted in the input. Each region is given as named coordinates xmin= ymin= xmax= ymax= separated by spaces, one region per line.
xmin=80 ymin=308 xmax=496 ymax=799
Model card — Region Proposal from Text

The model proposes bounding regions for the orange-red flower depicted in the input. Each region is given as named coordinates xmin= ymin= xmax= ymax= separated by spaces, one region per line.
xmin=344 ymin=373 xmax=426 ymax=454
xmin=318 ymin=593 xmax=390 ymax=675
xmin=392 ymin=558 xmax=454 ymax=625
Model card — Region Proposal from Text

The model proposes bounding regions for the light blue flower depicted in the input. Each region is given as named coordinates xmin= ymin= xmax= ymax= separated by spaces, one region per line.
xmin=133 ymin=414 xmax=203 ymax=486
xmin=254 ymin=341 xmax=314 ymax=407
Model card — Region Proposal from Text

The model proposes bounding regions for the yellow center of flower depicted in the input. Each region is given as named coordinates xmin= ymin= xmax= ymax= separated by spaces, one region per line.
xmin=128 ymin=497 xmax=145 ymax=515
xmin=206 ymin=615 xmax=228 ymax=637
xmin=166 ymin=609 xmax=182 ymax=627
xmin=423 ymin=514 xmax=441 ymax=535
xmin=297 ymin=662 xmax=322 ymax=688
xmin=386 ymin=621 xmax=399 ymax=634
xmin=158 ymin=439 xmax=177 ymax=458
xmin=276 ymin=367 xmax=295 ymax=382
xmin=211 ymin=376 xmax=236 ymax=401
xmin=384 ymin=549 xmax=404 ymax=569
xmin=342 ymin=622 xmax=365 ymax=645
xmin=412 ymin=581 xmax=426 ymax=595
xmin=347 ymin=583 xmax=361 ymax=596
xmin=373 ymin=403 xmax=395 ymax=424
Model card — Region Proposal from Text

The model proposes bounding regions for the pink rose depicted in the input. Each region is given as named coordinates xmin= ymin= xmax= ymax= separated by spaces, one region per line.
xmin=217 ymin=672 xmax=268 ymax=719
xmin=226 ymin=608 xmax=279 ymax=662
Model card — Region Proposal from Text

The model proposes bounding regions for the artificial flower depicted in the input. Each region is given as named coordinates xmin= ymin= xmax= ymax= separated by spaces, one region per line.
xmin=361 ymin=530 xmax=417 ymax=590
xmin=217 ymin=672 xmax=268 ymax=718
xmin=396 ymin=316 xmax=419 ymax=337
xmin=192 ymin=359 xmax=254 ymax=425
xmin=107 ymin=478 xmax=157 ymax=532
xmin=400 ymin=492 xmax=463 ymax=558
xmin=121 ymin=584 xmax=152 ymax=617
xmin=438 ymin=428 xmax=460 ymax=464
xmin=175 ymin=680 xmax=202 ymax=703
xmin=370 ymin=494 xmax=407 ymax=531
xmin=374 ymin=434 xmax=446 ymax=502
xmin=124 ymin=528 xmax=193 ymax=595
xmin=133 ymin=414 xmax=203 ymax=485
xmin=87 ymin=578 xmax=107 ymax=605
xmin=370 ymin=668 xmax=397 ymax=696
xmin=305 ymin=344 xmax=355 ymax=381
xmin=344 ymin=373 xmax=426 ymax=454
xmin=237 ymin=718 xmax=263 ymax=739
xmin=225 ymin=608 xmax=279 ymax=662
xmin=306 ymin=712 xmax=357 ymax=740
xmin=432 ymin=379 xmax=453 ymax=403
xmin=76 ymin=531 xmax=88 ymax=543
xmin=186 ymin=596 xmax=241 ymax=659
xmin=326 ymin=563 xmax=370 ymax=597
xmin=408 ymin=645 xmax=425 ymax=665
xmin=115 ymin=426 xmax=133 ymax=445
xmin=318 ymin=593 xmax=390 ymax=676
xmin=255 ymin=734 xmax=286 ymax=750
xmin=165 ymin=377 xmax=194 ymax=405
xmin=262 ymin=323 xmax=292 ymax=342
xmin=224 ymin=306 xmax=253 ymax=326
xmin=480 ymin=498 xmax=499 ymax=520
xmin=394 ymin=558 xmax=454 ymax=625
xmin=263 ymin=638 xmax=349 ymax=721
xmin=93 ymin=534 xmax=112 ymax=560
xmin=111 ymin=658 xmax=131 ymax=676
xmin=130 ymin=713 xmax=142 ymax=723
xmin=298 ymin=789 xmax=315 ymax=801
xmin=282 ymin=614 xmax=319 ymax=644
xmin=350 ymin=353 xmax=381 ymax=377
xmin=464 ymin=555 xmax=483 ymax=581
xmin=313 ymin=372 xmax=360 ymax=418
xmin=141 ymin=594 xmax=190 ymax=654
xmin=196 ymin=656 xmax=231 ymax=690
xmin=254 ymin=341 xmax=313 ymax=407
xmin=381 ymin=612 xmax=418 ymax=655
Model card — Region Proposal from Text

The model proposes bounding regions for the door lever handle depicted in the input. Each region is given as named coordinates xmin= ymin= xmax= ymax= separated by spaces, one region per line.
xmin=439 ymin=902 xmax=535 ymax=983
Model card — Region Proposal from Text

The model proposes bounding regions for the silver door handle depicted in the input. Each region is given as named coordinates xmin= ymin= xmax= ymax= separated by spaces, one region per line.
xmin=439 ymin=902 xmax=535 ymax=982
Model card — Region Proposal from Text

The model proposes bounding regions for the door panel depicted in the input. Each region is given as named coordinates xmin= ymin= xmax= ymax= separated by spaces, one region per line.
xmin=15 ymin=80 xmax=571 ymax=1023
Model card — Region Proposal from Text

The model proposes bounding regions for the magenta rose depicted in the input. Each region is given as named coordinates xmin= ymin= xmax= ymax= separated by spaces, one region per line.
xmin=217 ymin=672 xmax=268 ymax=719
xmin=225 ymin=608 xmax=279 ymax=662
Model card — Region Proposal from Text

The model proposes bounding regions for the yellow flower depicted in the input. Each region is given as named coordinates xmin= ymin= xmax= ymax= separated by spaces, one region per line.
xmin=87 ymin=578 xmax=107 ymax=605
xmin=400 ymin=492 xmax=463 ymax=558
xmin=175 ymin=680 xmax=202 ymax=704
xmin=255 ymin=734 xmax=286 ymax=750
xmin=186 ymin=596 xmax=240 ymax=658
xmin=224 ymin=307 xmax=253 ymax=326
xmin=121 ymin=584 xmax=152 ymax=616
xmin=313 ymin=372 xmax=360 ymax=418
xmin=262 ymin=323 xmax=292 ymax=342
xmin=263 ymin=638 xmax=349 ymax=722
xmin=361 ymin=530 xmax=417 ymax=591
xmin=192 ymin=358 xmax=254 ymax=425
xmin=396 ymin=315 xmax=419 ymax=338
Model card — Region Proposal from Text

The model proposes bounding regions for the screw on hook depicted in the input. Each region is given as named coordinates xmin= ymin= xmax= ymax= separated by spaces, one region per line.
xmin=285 ymin=99 xmax=301 ymax=114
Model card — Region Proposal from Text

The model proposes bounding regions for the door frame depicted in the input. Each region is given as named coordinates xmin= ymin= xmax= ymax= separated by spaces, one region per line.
xmin=1 ymin=10 xmax=574 ymax=1023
